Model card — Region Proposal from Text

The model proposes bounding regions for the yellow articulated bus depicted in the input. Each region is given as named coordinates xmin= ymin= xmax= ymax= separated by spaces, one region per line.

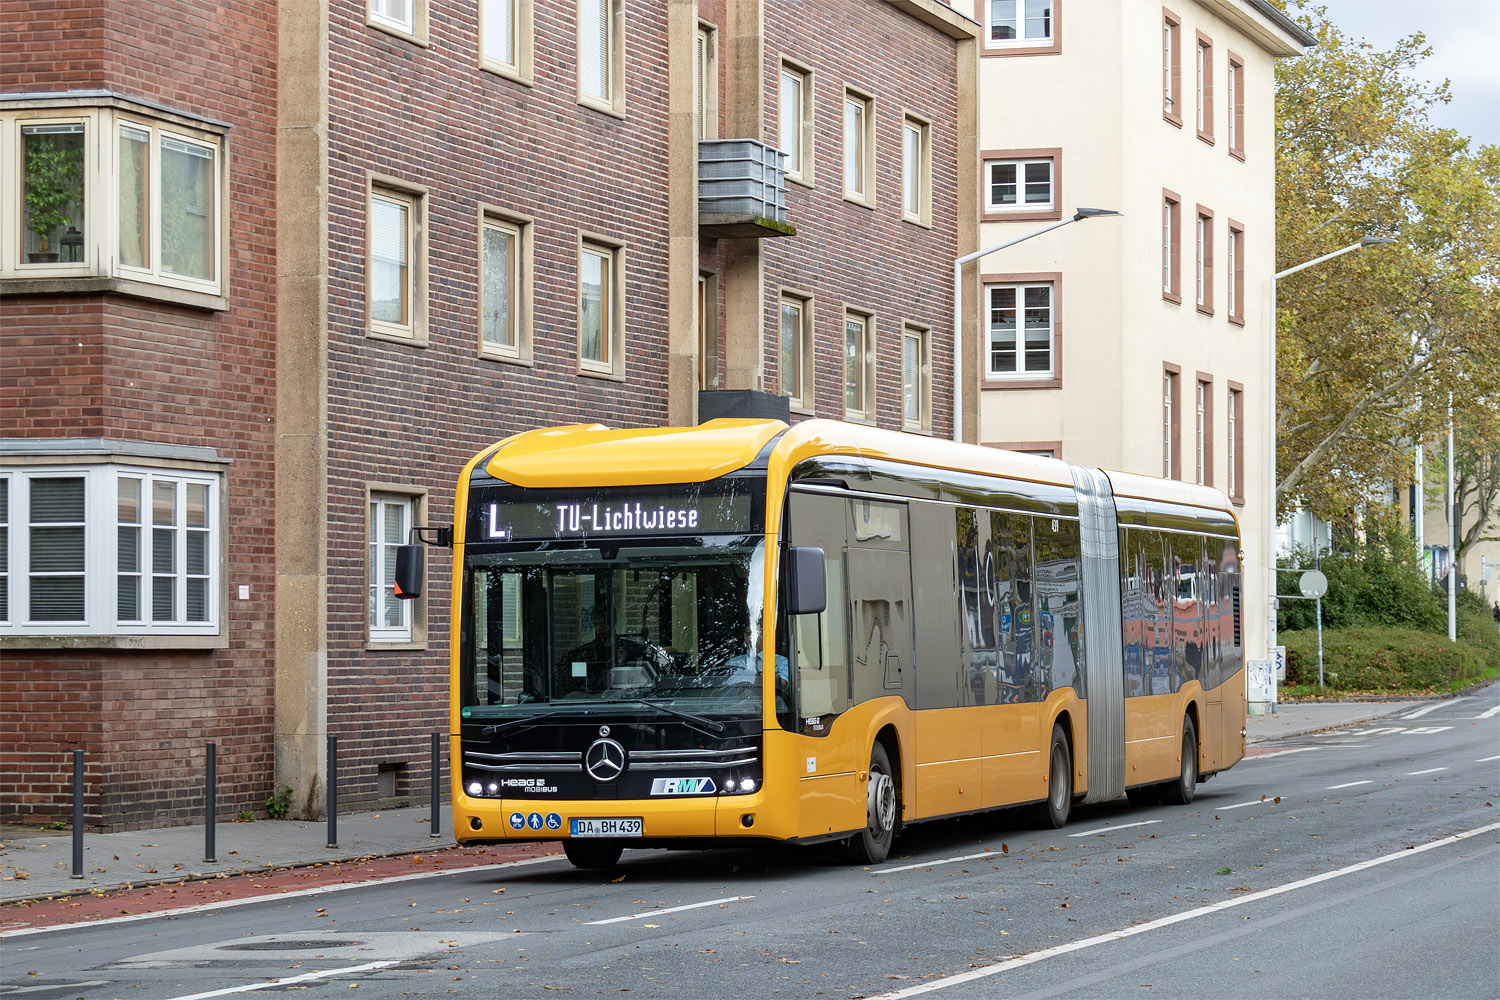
xmin=396 ymin=418 xmax=1245 ymax=869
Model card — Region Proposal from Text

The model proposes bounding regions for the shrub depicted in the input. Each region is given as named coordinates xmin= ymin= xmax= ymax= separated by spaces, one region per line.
xmin=1282 ymin=626 xmax=1493 ymax=694
xmin=266 ymin=784 xmax=294 ymax=819
xmin=1277 ymin=516 xmax=1445 ymax=634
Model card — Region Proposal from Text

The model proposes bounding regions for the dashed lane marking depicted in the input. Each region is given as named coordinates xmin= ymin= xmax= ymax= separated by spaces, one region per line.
xmin=164 ymin=961 xmax=398 ymax=1000
xmin=1327 ymin=780 xmax=1374 ymax=790
xmin=585 ymin=895 xmax=755 ymax=925
xmin=1478 ymin=754 xmax=1500 ymax=763
xmin=1068 ymin=820 xmax=1162 ymax=838
xmin=1478 ymin=705 xmax=1500 ymax=720
xmin=1243 ymin=747 xmax=1318 ymax=761
xmin=1402 ymin=699 xmax=1467 ymax=720
xmin=875 ymin=850 xmax=1004 ymax=874
xmin=1408 ymin=767 xmax=1448 ymax=776
xmin=1216 ymin=800 xmax=1273 ymax=811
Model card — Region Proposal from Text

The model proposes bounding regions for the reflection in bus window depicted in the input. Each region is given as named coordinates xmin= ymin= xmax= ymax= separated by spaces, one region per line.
xmin=786 ymin=491 xmax=852 ymax=735
xmin=1035 ymin=516 xmax=1083 ymax=697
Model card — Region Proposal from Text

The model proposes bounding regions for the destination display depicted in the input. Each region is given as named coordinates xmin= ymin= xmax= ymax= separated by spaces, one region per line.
xmin=469 ymin=487 xmax=756 ymax=541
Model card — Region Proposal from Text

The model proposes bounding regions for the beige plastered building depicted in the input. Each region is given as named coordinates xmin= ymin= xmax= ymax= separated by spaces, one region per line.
xmin=953 ymin=0 xmax=1313 ymax=670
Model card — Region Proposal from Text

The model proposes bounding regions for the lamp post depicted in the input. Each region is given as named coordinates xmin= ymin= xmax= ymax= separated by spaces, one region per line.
xmin=951 ymin=208 xmax=1121 ymax=443
xmin=1266 ymin=235 xmax=1396 ymax=668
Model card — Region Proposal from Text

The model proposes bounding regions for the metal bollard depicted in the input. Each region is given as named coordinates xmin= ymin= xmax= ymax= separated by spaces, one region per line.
xmin=430 ymin=732 xmax=442 ymax=838
xmin=326 ymin=734 xmax=338 ymax=849
xmin=71 ymin=750 xmax=84 ymax=879
xmin=204 ymin=742 xmax=217 ymax=863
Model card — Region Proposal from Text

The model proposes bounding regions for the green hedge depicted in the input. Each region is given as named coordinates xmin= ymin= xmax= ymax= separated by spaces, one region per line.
xmin=1283 ymin=603 xmax=1500 ymax=695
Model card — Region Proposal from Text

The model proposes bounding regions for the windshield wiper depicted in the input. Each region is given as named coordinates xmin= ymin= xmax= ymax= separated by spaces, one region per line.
xmin=608 ymin=698 xmax=726 ymax=735
xmin=479 ymin=709 xmax=571 ymax=739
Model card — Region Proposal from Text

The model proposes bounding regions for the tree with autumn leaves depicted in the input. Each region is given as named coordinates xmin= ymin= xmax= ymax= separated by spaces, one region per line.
xmin=1273 ymin=3 xmax=1500 ymax=564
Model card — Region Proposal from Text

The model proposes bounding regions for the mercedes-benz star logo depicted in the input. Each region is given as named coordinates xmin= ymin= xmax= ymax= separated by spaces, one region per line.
xmin=584 ymin=738 xmax=626 ymax=782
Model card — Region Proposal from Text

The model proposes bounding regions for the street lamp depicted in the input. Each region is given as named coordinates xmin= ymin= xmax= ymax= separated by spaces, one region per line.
xmin=1265 ymin=235 xmax=1396 ymax=667
xmin=951 ymin=208 xmax=1121 ymax=443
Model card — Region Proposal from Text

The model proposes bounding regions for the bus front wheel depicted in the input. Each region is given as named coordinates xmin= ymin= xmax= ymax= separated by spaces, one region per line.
xmin=844 ymin=743 xmax=897 ymax=865
xmin=563 ymin=838 xmax=625 ymax=870
xmin=1035 ymin=724 xmax=1073 ymax=829
xmin=1160 ymin=716 xmax=1198 ymax=806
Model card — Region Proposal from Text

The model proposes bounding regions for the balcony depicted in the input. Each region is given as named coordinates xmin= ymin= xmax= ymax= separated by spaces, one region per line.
xmin=698 ymin=139 xmax=795 ymax=239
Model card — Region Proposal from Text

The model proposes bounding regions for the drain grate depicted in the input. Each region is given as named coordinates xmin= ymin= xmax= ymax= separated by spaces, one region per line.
xmin=221 ymin=939 xmax=361 ymax=952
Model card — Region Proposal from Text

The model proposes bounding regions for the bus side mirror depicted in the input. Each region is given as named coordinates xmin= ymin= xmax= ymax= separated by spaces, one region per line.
xmin=394 ymin=544 xmax=423 ymax=600
xmin=786 ymin=545 xmax=826 ymax=615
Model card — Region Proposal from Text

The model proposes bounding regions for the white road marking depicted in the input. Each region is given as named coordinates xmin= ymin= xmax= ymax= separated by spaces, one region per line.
xmin=875 ymin=850 xmax=1003 ymax=874
xmin=1402 ymin=699 xmax=1466 ymax=720
xmin=1408 ymin=767 xmax=1448 ymax=776
xmin=1356 ymin=727 xmax=1407 ymax=736
xmin=1478 ymin=705 xmax=1500 ymax=719
xmin=1243 ymin=747 xmax=1318 ymax=761
xmin=1068 ymin=820 xmax=1162 ymax=838
xmin=3 ymin=983 xmax=110 ymax=994
xmin=0 ymin=854 xmax=565 ymax=940
xmin=863 ymin=821 xmax=1500 ymax=999
xmin=1478 ymin=754 xmax=1500 ymax=763
xmin=585 ymin=894 xmax=754 ymax=925
xmin=1327 ymin=780 xmax=1373 ymax=790
xmin=163 ymin=961 xmax=398 ymax=1000
xmin=1403 ymin=726 xmax=1453 ymax=735
xmin=1217 ymin=799 xmax=1273 ymax=811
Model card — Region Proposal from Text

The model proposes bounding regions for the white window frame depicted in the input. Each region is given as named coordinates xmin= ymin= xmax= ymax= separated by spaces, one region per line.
xmin=902 ymin=323 xmax=931 ymax=431
xmin=985 ymin=157 xmax=1053 ymax=213
xmin=578 ymin=236 xmax=625 ymax=378
xmin=779 ymin=291 xmax=813 ymax=409
xmin=1227 ymin=388 xmax=1239 ymax=498
xmin=369 ymin=492 xmax=413 ymax=644
xmin=695 ymin=22 xmax=718 ymax=140
xmin=985 ymin=281 xmax=1054 ymax=379
xmin=842 ymin=87 xmax=875 ymax=206
xmin=1195 ymin=380 xmax=1207 ymax=485
xmin=0 ymin=464 xmax=221 ymax=639
xmin=901 ymin=114 xmax=931 ymax=226
xmin=1 ymin=105 xmax=226 ymax=299
xmin=843 ymin=308 xmax=875 ymax=421
xmin=479 ymin=208 xmax=532 ymax=364
xmin=367 ymin=0 xmax=427 ymax=42
xmin=779 ymin=58 xmax=814 ymax=184
xmin=480 ymin=0 xmax=533 ymax=82
xmin=367 ymin=181 xmax=427 ymax=345
xmin=986 ymin=0 xmax=1054 ymax=49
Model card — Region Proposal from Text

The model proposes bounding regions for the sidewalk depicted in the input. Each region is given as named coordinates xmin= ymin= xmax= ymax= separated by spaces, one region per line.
xmin=0 ymin=697 xmax=1433 ymax=908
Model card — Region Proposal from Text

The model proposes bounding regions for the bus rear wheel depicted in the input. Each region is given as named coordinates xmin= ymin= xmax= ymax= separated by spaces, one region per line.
xmin=844 ymin=742 xmax=897 ymax=865
xmin=1159 ymin=716 xmax=1198 ymax=806
xmin=1034 ymin=724 xmax=1073 ymax=829
xmin=563 ymin=838 xmax=624 ymax=870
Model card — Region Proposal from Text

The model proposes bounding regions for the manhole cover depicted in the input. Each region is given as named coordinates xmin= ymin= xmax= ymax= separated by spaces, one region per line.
xmin=221 ymin=939 xmax=360 ymax=952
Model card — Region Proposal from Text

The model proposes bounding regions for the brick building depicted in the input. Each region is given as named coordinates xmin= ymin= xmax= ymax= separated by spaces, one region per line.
xmin=2 ymin=0 xmax=976 ymax=829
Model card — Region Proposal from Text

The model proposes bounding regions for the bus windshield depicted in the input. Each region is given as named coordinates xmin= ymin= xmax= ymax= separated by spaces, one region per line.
xmin=460 ymin=536 xmax=775 ymax=719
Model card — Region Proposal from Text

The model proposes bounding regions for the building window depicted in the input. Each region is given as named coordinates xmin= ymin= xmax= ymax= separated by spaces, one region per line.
xmin=842 ymin=88 xmax=875 ymax=204
xmin=1163 ymin=9 xmax=1181 ymax=125
xmin=902 ymin=115 xmax=931 ymax=225
xmin=1227 ymin=52 xmax=1244 ymax=157
xmin=1196 ymin=205 xmax=1214 ymax=314
xmin=0 ymin=464 xmax=221 ymax=638
xmin=480 ymin=211 xmax=531 ymax=362
xmin=1195 ymin=376 xmax=1213 ymax=486
xmin=481 ymin=0 xmax=532 ymax=82
xmin=902 ymin=324 xmax=931 ymax=431
xmin=698 ymin=272 xmax=718 ymax=390
xmin=986 ymin=0 xmax=1056 ymax=50
xmin=844 ymin=309 xmax=874 ymax=419
xmin=986 ymin=157 xmax=1053 ymax=214
xmin=369 ymin=493 xmax=412 ymax=643
xmin=695 ymin=23 xmax=718 ymax=140
xmin=1227 ymin=220 xmax=1244 ymax=324
xmin=578 ymin=0 xmax=623 ymax=115
xmin=780 ymin=292 xmax=813 ymax=409
xmin=368 ymin=0 xmax=427 ymax=41
xmin=579 ymin=238 xmax=625 ymax=377
xmin=1163 ymin=365 xmax=1181 ymax=479
xmin=779 ymin=60 xmax=814 ymax=183
xmin=1196 ymin=32 xmax=1214 ymax=141
xmin=1162 ymin=190 xmax=1181 ymax=302
xmin=986 ymin=281 xmax=1054 ymax=378
xmin=368 ymin=184 xmax=425 ymax=343
xmin=1228 ymin=383 xmax=1244 ymax=502
xmin=2 ymin=106 xmax=225 ymax=297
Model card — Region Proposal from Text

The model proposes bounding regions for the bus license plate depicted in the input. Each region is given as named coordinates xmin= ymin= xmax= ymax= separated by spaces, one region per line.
xmin=570 ymin=817 xmax=642 ymax=837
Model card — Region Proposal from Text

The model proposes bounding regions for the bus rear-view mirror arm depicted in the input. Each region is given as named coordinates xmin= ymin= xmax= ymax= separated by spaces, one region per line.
xmin=394 ymin=526 xmax=453 ymax=602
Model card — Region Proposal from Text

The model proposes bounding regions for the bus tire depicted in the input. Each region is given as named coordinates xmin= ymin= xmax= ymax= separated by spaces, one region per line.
xmin=844 ymin=742 xmax=897 ymax=865
xmin=1035 ymin=724 xmax=1073 ymax=829
xmin=1160 ymin=716 xmax=1198 ymax=806
xmin=563 ymin=839 xmax=625 ymax=870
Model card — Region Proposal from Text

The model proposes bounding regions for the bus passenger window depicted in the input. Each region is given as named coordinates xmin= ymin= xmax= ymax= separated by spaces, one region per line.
xmin=786 ymin=491 xmax=853 ymax=735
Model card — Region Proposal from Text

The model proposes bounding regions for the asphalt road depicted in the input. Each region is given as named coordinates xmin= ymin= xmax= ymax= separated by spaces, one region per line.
xmin=4 ymin=692 xmax=1497 ymax=1000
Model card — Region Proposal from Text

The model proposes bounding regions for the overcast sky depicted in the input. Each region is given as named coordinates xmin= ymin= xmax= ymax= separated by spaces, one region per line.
xmin=1311 ymin=0 xmax=1499 ymax=148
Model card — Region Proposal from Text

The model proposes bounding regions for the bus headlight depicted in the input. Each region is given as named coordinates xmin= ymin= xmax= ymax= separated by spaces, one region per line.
xmin=738 ymin=777 xmax=756 ymax=793
xmin=467 ymin=781 xmax=484 ymax=797
xmin=487 ymin=782 xmax=501 ymax=795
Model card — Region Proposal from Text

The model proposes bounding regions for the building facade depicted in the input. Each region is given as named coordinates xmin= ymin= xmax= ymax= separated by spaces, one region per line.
xmin=954 ymin=0 xmax=1311 ymax=673
xmin=2 ymin=0 xmax=976 ymax=829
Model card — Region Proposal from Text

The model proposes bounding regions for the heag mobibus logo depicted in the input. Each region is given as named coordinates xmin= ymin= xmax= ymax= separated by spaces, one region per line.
xmin=650 ymin=777 xmax=716 ymax=796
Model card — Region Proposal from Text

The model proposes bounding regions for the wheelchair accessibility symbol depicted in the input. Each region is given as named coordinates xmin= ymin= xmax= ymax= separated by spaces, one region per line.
xmin=545 ymin=812 xmax=562 ymax=831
